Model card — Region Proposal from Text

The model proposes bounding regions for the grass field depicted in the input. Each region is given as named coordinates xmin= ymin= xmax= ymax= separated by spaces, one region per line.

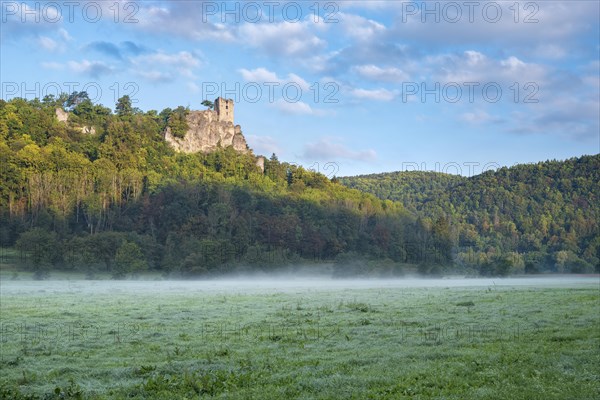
xmin=1 ymin=278 xmax=599 ymax=399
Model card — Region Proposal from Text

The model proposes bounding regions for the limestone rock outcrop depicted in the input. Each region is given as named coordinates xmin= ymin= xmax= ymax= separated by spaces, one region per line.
xmin=55 ymin=108 xmax=69 ymax=123
xmin=55 ymin=108 xmax=95 ymax=134
xmin=164 ymin=97 xmax=249 ymax=154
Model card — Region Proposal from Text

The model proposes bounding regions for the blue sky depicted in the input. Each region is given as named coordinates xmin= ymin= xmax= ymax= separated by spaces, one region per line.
xmin=1 ymin=0 xmax=599 ymax=177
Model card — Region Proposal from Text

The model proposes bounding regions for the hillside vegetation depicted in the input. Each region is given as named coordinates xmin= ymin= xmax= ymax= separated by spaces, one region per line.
xmin=339 ymin=156 xmax=600 ymax=275
xmin=1 ymin=95 xmax=598 ymax=277
xmin=0 ymin=95 xmax=446 ymax=278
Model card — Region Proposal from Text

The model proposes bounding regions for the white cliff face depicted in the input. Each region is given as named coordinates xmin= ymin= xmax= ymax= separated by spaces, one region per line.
xmin=55 ymin=108 xmax=95 ymax=135
xmin=164 ymin=109 xmax=249 ymax=154
xmin=55 ymin=108 xmax=69 ymax=123
xmin=255 ymin=156 xmax=266 ymax=172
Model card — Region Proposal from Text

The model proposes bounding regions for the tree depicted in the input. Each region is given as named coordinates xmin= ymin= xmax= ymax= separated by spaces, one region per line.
xmin=65 ymin=91 xmax=90 ymax=110
xmin=159 ymin=107 xmax=172 ymax=123
xmin=15 ymin=228 xmax=60 ymax=278
xmin=201 ymin=100 xmax=214 ymax=110
xmin=555 ymin=250 xmax=570 ymax=273
xmin=87 ymin=232 xmax=124 ymax=272
xmin=432 ymin=217 xmax=452 ymax=264
xmin=114 ymin=241 xmax=147 ymax=278
xmin=167 ymin=106 xmax=189 ymax=139
xmin=73 ymin=99 xmax=94 ymax=121
xmin=115 ymin=95 xmax=132 ymax=117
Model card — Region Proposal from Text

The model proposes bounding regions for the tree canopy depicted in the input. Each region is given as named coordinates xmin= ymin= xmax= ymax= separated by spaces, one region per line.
xmin=339 ymin=158 xmax=600 ymax=275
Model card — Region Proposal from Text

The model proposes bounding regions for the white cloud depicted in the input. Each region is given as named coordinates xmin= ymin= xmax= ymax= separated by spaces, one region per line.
xmin=239 ymin=20 xmax=326 ymax=57
xmin=239 ymin=67 xmax=279 ymax=83
xmin=389 ymin=1 xmax=599 ymax=53
xmin=430 ymin=51 xmax=546 ymax=85
xmin=302 ymin=137 xmax=377 ymax=162
xmin=509 ymin=96 xmax=599 ymax=140
xmin=38 ymin=36 xmax=58 ymax=52
xmin=464 ymin=50 xmax=486 ymax=67
xmin=460 ymin=110 xmax=502 ymax=124
xmin=187 ymin=82 xmax=200 ymax=93
xmin=581 ymin=61 xmax=600 ymax=91
xmin=131 ymin=51 xmax=202 ymax=81
xmin=273 ymin=99 xmax=320 ymax=115
xmin=353 ymin=65 xmax=409 ymax=82
xmin=41 ymin=62 xmax=63 ymax=70
xmin=339 ymin=13 xmax=386 ymax=41
xmin=349 ymin=88 xmax=397 ymax=101
xmin=500 ymin=56 xmax=526 ymax=70
xmin=58 ymin=28 xmax=72 ymax=42
xmin=133 ymin=51 xmax=200 ymax=69
xmin=37 ymin=28 xmax=73 ymax=53
xmin=288 ymin=74 xmax=310 ymax=91
xmin=336 ymin=46 xmax=594 ymax=140
xmin=246 ymin=135 xmax=282 ymax=155
xmin=137 ymin=70 xmax=173 ymax=83
xmin=67 ymin=60 xmax=114 ymax=77
xmin=136 ymin=3 xmax=235 ymax=42
xmin=38 ymin=30 xmax=71 ymax=53
xmin=532 ymin=44 xmax=567 ymax=59
xmin=239 ymin=68 xmax=309 ymax=90
xmin=339 ymin=1 xmax=404 ymax=11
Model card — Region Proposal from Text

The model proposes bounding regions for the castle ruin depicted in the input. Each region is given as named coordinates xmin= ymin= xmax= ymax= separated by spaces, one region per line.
xmin=214 ymin=97 xmax=234 ymax=124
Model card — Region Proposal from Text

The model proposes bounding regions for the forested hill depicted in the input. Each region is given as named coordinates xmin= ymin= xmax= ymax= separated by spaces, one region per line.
xmin=0 ymin=95 xmax=449 ymax=278
xmin=339 ymin=155 xmax=600 ymax=274
xmin=1 ymin=95 xmax=598 ymax=277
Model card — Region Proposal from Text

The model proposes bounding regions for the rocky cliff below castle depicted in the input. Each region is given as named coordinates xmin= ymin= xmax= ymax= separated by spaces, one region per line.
xmin=164 ymin=98 xmax=249 ymax=154
xmin=164 ymin=109 xmax=248 ymax=154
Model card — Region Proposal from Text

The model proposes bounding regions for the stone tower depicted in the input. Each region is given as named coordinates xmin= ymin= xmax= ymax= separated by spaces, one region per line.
xmin=214 ymin=97 xmax=234 ymax=124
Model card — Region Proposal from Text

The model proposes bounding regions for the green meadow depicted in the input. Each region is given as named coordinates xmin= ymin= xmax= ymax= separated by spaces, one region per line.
xmin=1 ymin=278 xmax=599 ymax=399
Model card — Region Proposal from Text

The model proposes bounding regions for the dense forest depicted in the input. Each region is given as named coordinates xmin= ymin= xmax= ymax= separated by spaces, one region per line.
xmin=1 ymin=95 xmax=598 ymax=278
xmin=0 ymin=95 xmax=453 ymax=278
xmin=339 ymin=157 xmax=600 ymax=275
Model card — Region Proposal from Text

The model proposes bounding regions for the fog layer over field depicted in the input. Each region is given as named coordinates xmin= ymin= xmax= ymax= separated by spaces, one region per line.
xmin=1 ymin=276 xmax=597 ymax=295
